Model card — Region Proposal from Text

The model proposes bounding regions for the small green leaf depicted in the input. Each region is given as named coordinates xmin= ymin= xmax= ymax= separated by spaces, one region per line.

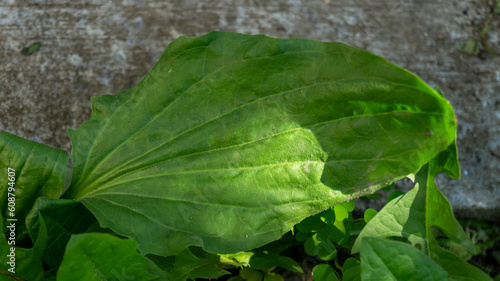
xmin=64 ymin=31 xmax=457 ymax=256
xmin=495 ymin=1 xmax=500 ymax=14
xmin=363 ymin=208 xmax=377 ymax=223
xmin=0 ymin=213 xmax=48 ymax=281
xmin=249 ymin=253 xmax=303 ymax=273
xmin=381 ymin=183 xmax=395 ymax=192
xmin=25 ymin=198 xmax=96 ymax=268
xmin=428 ymin=235 xmax=493 ymax=281
xmin=264 ymin=273 xmax=284 ymax=281
xmin=387 ymin=190 xmax=404 ymax=203
xmin=305 ymin=232 xmax=337 ymax=261
xmin=339 ymin=200 xmax=355 ymax=212
xmin=57 ymin=233 xmax=159 ymax=281
xmin=341 ymin=257 xmax=361 ymax=281
xmin=311 ymin=264 xmax=339 ymax=281
xmin=0 ymin=132 xmax=69 ymax=241
xmin=21 ymin=42 xmax=41 ymax=56
xmin=296 ymin=216 xmax=322 ymax=233
xmin=360 ymin=237 xmax=450 ymax=281
xmin=366 ymin=193 xmax=381 ymax=199
xmin=164 ymin=247 xmax=230 ymax=281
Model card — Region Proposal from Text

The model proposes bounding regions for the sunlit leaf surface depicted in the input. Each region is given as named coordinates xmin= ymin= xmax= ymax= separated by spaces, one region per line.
xmin=64 ymin=31 xmax=457 ymax=256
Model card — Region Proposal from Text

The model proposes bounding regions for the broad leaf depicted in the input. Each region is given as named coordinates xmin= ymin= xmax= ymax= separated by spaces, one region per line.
xmin=360 ymin=237 xmax=451 ymax=281
xmin=0 ymin=132 xmax=68 ymax=241
xmin=25 ymin=198 xmax=96 ymax=268
xmin=63 ymin=31 xmax=457 ymax=256
xmin=56 ymin=233 xmax=159 ymax=281
xmin=0 ymin=213 xmax=48 ymax=281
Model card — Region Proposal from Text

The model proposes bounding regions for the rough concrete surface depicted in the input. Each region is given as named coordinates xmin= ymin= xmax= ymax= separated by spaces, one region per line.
xmin=0 ymin=0 xmax=499 ymax=220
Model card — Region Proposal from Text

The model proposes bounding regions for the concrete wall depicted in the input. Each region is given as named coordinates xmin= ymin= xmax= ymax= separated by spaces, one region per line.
xmin=1 ymin=0 xmax=499 ymax=220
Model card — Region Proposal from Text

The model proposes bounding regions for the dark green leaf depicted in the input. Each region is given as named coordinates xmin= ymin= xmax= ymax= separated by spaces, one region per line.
xmin=239 ymin=268 xmax=263 ymax=281
xmin=339 ymin=200 xmax=355 ymax=212
xmin=0 ymin=213 xmax=48 ymax=281
xmin=341 ymin=257 xmax=361 ymax=281
xmin=430 ymin=141 xmax=460 ymax=180
xmin=296 ymin=216 xmax=323 ymax=233
xmin=311 ymin=264 xmax=339 ymax=281
xmin=366 ymin=193 xmax=381 ymax=200
xmin=21 ymin=42 xmax=41 ymax=56
xmin=25 ymin=198 xmax=96 ymax=268
xmin=0 ymin=132 xmax=68 ymax=242
xmin=360 ymin=237 xmax=451 ymax=281
xmin=164 ymin=247 xmax=230 ymax=281
xmin=305 ymin=232 xmax=337 ymax=261
xmin=264 ymin=273 xmax=283 ymax=281
xmin=57 ymin=233 xmax=159 ymax=281
xmin=428 ymin=234 xmax=492 ymax=281
xmin=64 ymin=31 xmax=457 ymax=256
xmin=387 ymin=190 xmax=404 ymax=203
xmin=363 ymin=209 xmax=377 ymax=223
xmin=249 ymin=252 xmax=303 ymax=273
xmin=380 ymin=183 xmax=395 ymax=192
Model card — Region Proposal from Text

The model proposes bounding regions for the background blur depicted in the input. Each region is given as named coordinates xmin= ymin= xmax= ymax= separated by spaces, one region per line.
xmin=0 ymin=0 xmax=499 ymax=220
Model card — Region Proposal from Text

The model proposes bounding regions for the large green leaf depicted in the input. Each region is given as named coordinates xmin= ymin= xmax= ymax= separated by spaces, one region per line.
xmin=0 ymin=132 xmax=69 ymax=241
xmin=56 ymin=233 xmax=160 ymax=281
xmin=360 ymin=237 xmax=451 ymax=281
xmin=63 ymin=31 xmax=457 ymax=256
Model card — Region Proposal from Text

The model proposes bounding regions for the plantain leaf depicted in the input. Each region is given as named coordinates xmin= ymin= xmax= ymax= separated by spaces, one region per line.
xmin=63 ymin=31 xmax=457 ymax=256
xmin=0 ymin=132 xmax=69 ymax=242
xmin=360 ymin=237 xmax=451 ymax=281
xmin=428 ymin=234 xmax=493 ymax=281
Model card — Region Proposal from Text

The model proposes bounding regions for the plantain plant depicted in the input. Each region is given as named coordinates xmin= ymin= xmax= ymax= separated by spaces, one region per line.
xmin=0 ymin=31 xmax=493 ymax=280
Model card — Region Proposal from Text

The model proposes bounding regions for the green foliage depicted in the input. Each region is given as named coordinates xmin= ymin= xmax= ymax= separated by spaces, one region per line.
xmin=360 ymin=237 xmax=451 ymax=281
xmin=62 ymin=31 xmax=455 ymax=257
xmin=0 ymin=31 xmax=492 ymax=280
xmin=163 ymin=247 xmax=233 ymax=280
xmin=0 ymin=213 xmax=48 ymax=280
xmin=311 ymin=264 xmax=339 ymax=281
xmin=57 ymin=233 xmax=161 ymax=281
xmin=0 ymin=132 xmax=68 ymax=242
xmin=25 ymin=198 xmax=96 ymax=268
